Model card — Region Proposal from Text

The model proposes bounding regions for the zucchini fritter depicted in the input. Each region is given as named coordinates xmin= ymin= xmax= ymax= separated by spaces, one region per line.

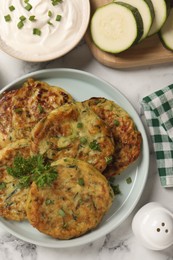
xmin=84 ymin=98 xmax=142 ymax=177
xmin=11 ymin=78 xmax=74 ymax=140
xmin=0 ymin=139 xmax=31 ymax=221
xmin=0 ymin=89 xmax=17 ymax=149
xmin=26 ymin=158 xmax=114 ymax=239
xmin=31 ymin=102 xmax=115 ymax=172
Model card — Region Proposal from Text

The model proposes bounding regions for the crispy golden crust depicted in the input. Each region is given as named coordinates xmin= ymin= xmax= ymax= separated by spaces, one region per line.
xmin=11 ymin=78 xmax=74 ymax=140
xmin=26 ymin=158 xmax=114 ymax=239
xmin=31 ymin=102 xmax=115 ymax=172
xmin=0 ymin=139 xmax=31 ymax=221
xmin=83 ymin=98 xmax=142 ymax=177
xmin=0 ymin=89 xmax=17 ymax=149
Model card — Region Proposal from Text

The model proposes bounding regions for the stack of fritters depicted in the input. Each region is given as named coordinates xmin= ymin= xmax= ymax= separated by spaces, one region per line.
xmin=0 ymin=78 xmax=142 ymax=239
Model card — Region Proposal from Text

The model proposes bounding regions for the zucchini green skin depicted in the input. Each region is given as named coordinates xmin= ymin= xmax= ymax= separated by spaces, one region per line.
xmin=159 ymin=35 xmax=173 ymax=52
xmin=115 ymin=2 xmax=144 ymax=43
xmin=148 ymin=0 xmax=171 ymax=36
xmin=144 ymin=0 xmax=155 ymax=23
xmin=90 ymin=2 xmax=144 ymax=53
xmin=114 ymin=0 xmax=154 ymax=40
xmin=158 ymin=7 xmax=173 ymax=51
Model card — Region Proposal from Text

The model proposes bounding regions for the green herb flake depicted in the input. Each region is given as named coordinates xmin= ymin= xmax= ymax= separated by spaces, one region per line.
xmin=51 ymin=0 xmax=63 ymax=6
xmin=126 ymin=177 xmax=132 ymax=184
xmin=47 ymin=21 xmax=53 ymax=26
xmin=80 ymin=137 xmax=87 ymax=145
xmin=0 ymin=182 xmax=6 ymax=190
xmin=45 ymin=198 xmax=54 ymax=205
xmin=105 ymin=156 xmax=113 ymax=165
xmin=48 ymin=10 xmax=52 ymax=17
xmin=56 ymin=14 xmax=62 ymax=22
xmin=4 ymin=14 xmax=11 ymax=22
xmin=25 ymin=3 xmax=32 ymax=11
xmin=77 ymin=122 xmax=83 ymax=128
xmin=58 ymin=209 xmax=65 ymax=217
xmin=14 ymin=107 xmax=23 ymax=113
xmin=110 ymin=184 xmax=121 ymax=195
xmin=24 ymin=0 xmax=29 ymax=3
xmin=17 ymin=21 xmax=24 ymax=29
xmin=114 ymin=119 xmax=120 ymax=126
xmin=89 ymin=140 xmax=101 ymax=151
xmin=29 ymin=15 xmax=36 ymax=22
xmin=9 ymin=5 xmax=15 ymax=12
xmin=20 ymin=15 xmax=26 ymax=21
xmin=33 ymin=28 xmax=41 ymax=36
xmin=38 ymin=104 xmax=44 ymax=113
xmin=78 ymin=178 xmax=84 ymax=186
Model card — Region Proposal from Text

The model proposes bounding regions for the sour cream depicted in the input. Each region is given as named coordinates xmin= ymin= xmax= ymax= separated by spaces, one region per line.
xmin=0 ymin=0 xmax=90 ymax=61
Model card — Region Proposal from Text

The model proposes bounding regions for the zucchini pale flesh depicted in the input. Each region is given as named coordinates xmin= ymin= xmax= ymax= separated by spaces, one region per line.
xmin=148 ymin=0 xmax=170 ymax=36
xmin=114 ymin=0 xmax=155 ymax=41
xmin=90 ymin=2 xmax=143 ymax=54
xmin=159 ymin=8 xmax=173 ymax=51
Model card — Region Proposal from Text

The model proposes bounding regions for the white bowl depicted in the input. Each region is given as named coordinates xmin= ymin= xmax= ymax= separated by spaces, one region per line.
xmin=0 ymin=1 xmax=90 ymax=62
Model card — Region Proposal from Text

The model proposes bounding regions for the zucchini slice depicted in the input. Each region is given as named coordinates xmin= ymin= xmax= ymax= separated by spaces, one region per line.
xmin=148 ymin=0 xmax=170 ymax=36
xmin=159 ymin=8 xmax=173 ymax=51
xmin=90 ymin=2 xmax=143 ymax=53
xmin=114 ymin=0 xmax=155 ymax=41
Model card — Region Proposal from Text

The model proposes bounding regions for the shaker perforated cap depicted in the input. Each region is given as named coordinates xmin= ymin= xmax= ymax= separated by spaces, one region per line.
xmin=132 ymin=202 xmax=173 ymax=250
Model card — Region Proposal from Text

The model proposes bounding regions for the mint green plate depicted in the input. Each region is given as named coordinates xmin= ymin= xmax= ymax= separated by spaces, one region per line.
xmin=0 ymin=69 xmax=149 ymax=248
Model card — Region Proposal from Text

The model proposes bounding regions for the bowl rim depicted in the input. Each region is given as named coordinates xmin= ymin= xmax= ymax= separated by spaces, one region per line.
xmin=0 ymin=1 xmax=90 ymax=62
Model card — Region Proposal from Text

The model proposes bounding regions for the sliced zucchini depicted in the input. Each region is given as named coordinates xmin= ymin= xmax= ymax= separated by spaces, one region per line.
xmin=148 ymin=0 xmax=170 ymax=36
xmin=114 ymin=0 xmax=155 ymax=41
xmin=159 ymin=8 xmax=173 ymax=51
xmin=90 ymin=2 xmax=143 ymax=54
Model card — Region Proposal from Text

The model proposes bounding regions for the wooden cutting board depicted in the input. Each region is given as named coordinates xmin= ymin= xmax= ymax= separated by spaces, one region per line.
xmin=85 ymin=0 xmax=173 ymax=69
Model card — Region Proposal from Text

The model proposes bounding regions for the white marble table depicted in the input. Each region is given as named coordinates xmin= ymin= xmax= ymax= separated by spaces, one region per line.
xmin=0 ymin=41 xmax=173 ymax=260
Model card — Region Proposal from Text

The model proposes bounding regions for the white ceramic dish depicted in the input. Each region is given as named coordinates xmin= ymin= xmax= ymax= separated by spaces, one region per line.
xmin=0 ymin=68 xmax=149 ymax=248
xmin=0 ymin=1 xmax=90 ymax=62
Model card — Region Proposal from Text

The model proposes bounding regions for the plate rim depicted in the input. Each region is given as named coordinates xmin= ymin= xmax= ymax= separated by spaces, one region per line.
xmin=0 ymin=68 xmax=149 ymax=248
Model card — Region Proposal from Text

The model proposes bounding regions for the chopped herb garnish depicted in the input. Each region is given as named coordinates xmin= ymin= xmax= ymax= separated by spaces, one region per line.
xmin=29 ymin=15 xmax=36 ymax=22
xmin=45 ymin=198 xmax=54 ymax=205
xmin=24 ymin=0 xmax=29 ymax=3
xmin=25 ymin=3 xmax=32 ymax=11
xmin=89 ymin=140 xmax=101 ymax=151
xmin=4 ymin=14 xmax=11 ymax=22
xmin=114 ymin=119 xmax=120 ymax=126
xmin=56 ymin=14 xmax=62 ymax=21
xmin=80 ymin=137 xmax=87 ymax=145
xmin=14 ymin=107 xmax=23 ymax=113
xmin=78 ymin=178 xmax=84 ymax=186
xmin=6 ymin=154 xmax=57 ymax=188
xmin=105 ymin=156 xmax=113 ymax=165
xmin=0 ymin=182 xmax=6 ymax=190
xmin=126 ymin=177 xmax=132 ymax=184
xmin=17 ymin=21 xmax=24 ymax=29
xmin=20 ymin=15 xmax=26 ymax=21
xmin=77 ymin=122 xmax=83 ymax=128
xmin=33 ymin=28 xmax=41 ymax=36
xmin=47 ymin=21 xmax=53 ymax=26
xmin=48 ymin=10 xmax=52 ymax=17
xmin=110 ymin=184 xmax=121 ymax=195
xmin=58 ymin=209 xmax=65 ymax=217
xmin=9 ymin=5 xmax=15 ymax=12
xmin=51 ymin=0 xmax=63 ymax=6
xmin=38 ymin=104 xmax=44 ymax=113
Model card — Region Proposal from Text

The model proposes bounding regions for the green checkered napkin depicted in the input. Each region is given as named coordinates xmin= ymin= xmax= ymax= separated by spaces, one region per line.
xmin=141 ymin=84 xmax=173 ymax=188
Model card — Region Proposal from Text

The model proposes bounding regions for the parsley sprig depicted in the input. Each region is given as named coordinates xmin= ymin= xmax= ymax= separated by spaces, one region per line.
xmin=6 ymin=155 xmax=57 ymax=188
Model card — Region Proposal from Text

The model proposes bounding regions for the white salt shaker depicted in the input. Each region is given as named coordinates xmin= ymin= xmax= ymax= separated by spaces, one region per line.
xmin=132 ymin=202 xmax=173 ymax=250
